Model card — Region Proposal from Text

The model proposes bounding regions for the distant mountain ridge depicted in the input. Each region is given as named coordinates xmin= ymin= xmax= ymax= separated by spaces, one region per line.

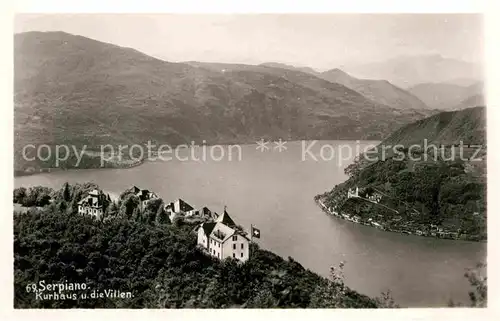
xmin=259 ymin=62 xmax=319 ymax=75
xmin=319 ymin=68 xmax=430 ymax=110
xmin=14 ymin=31 xmax=431 ymax=172
xmin=453 ymin=95 xmax=485 ymax=111
xmin=407 ymin=82 xmax=484 ymax=110
xmin=342 ymin=55 xmax=483 ymax=88
xmin=381 ymin=106 xmax=486 ymax=147
xmin=261 ymin=62 xmax=430 ymax=110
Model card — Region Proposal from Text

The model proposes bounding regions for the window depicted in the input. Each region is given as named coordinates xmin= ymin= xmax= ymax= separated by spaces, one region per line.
xmin=233 ymin=253 xmax=235 ymax=258
xmin=233 ymin=244 xmax=236 ymax=250
xmin=218 ymin=242 xmax=220 ymax=248
xmin=232 ymin=235 xmax=237 ymax=241
xmin=241 ymin=243 xmax=244 ymax=249
xmin=241 ymin=253 xmax=243 ymax=258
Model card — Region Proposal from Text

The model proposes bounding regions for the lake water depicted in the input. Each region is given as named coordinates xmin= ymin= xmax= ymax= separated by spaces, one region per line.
xmin=14 ymin=141 xmax=486 ymax=307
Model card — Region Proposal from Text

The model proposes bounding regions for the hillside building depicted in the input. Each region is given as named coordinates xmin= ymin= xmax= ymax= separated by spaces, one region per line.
xmin=196 ymin=210 xmax=250 ymax=262
xmin=131 ymin=186 xmax=159 ymax=210
xmin=78 ymin=189 xmax=105 ymax=219
xmin=165 ymin=198 xmax=195 ymax=221
xmin=347 ymin=187 xmax=359 ymax=198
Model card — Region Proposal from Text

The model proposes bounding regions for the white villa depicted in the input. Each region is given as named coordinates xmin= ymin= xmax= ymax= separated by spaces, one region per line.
xmin=347 ymin=187 xmax=382 ymax=203
xmin=78 ymin=189 xmax=105 ymax=219
xmin=196 ymin=210 xmax=250 ymax=262
xmin=347 ymin=187 xmax=359 ymax=198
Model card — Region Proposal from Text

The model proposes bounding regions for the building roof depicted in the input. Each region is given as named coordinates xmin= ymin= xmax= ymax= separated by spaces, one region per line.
xmin=209 ymin=222 xmax=250 ymax=243
xmin=166 ymin=199 xmax=194 ymax=212
xmin=77 ymin=194 xmax=103 ymax=208
xmin=178 ymin=198 xmax=194 ymax=211
xmin=215 ymin=210 xmax=236 ymax=227
xmin=210 ymin=222 xmax=236 ymax=242
xmin=136 ymin=189 xmax=158 ymax=201
xmin=201 ymin=222 xmax=217 ymax=236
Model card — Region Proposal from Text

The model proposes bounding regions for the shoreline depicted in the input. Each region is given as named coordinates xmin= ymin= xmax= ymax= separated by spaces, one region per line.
xmin=14 ymin=158 xmax=145 ymax=177
xmin=14 ymin=139 xmax=381 ymax=178
xmin=314 ymin=198 xmax=485 ymax=243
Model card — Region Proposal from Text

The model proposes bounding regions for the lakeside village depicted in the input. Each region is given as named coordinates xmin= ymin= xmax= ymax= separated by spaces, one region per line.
xmin=315 ymin=186 xmax=481 ymax=241
xmin=76 ymin=186 xmax=261 ymax=263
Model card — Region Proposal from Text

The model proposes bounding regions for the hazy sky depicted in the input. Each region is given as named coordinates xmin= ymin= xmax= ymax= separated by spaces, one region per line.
xmin=14 ymin=14 xmax=484 ymax=70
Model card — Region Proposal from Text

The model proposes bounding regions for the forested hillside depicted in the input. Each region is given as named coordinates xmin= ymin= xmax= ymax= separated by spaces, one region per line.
xmin=316 ymin=107 xmax=486 ymax=241
xmin=14 ymin=183 xmax=379 ymax=308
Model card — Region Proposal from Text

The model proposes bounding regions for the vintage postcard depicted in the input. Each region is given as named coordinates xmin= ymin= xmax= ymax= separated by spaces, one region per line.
xmin=9 ymin=9 xmax=490 ymax=315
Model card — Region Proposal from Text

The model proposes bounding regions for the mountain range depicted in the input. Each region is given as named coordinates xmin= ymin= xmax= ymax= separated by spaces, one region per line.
xmin=261 ymin=60 xmax=484 ymax=112
xmin=14 ymin=31 xmax=436 ymax=172
xmin=341 ymin=55 xmax=483 ymax=89
xmin=260 ymin=63 xmax=430 ymax=110
xmin=407 ymin=82 xmax=484 ymax=110
xmin=318 ymin=68 xmax=430 ymax=110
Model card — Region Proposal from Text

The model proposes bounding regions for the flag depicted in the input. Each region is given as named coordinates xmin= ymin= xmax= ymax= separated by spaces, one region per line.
xmin=251 ymin=226 xmax=261 ymax=239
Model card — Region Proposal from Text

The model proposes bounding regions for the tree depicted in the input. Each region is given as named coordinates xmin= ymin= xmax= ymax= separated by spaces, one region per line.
xmin=144 ymin=198 xmax=163 ymax=224
xmin=56 ymin=200 xmax=67 ymax=214
xmin=246 ymin=285 xmax=278 ymax=308
xmin=66 ymin=199 xmax=78 ymax=215
xmin=375 ymin=290 xmax=398 ymax=308
xmin=36 ymin=192 xmax=51 ymax=207
xmin=13 ymin=187 xmax=27 ymax=204
xmin=62 ymin=182 xmax=71 ymax=202
xmin=106 ymin=201 xmax=119 ymax=217
xmin=465 ymin=262 xmax=487 ymax=307
xmin=172 ymin=214 xmax=186 ymax=227
xmin=119 ymin=194 xmax=140 ymax=219
xmin=132 ymin=207 xmax=141 ymax=222
xmin=448 ymin=262 xmax=487 ymax=307
xmin=20 ymin=186 xmax=54 ymax=207
xmin=309 ymin=261 xmax=347 ymax=308
xmin=344 ymin=157 xmax=361 ymax=178
xmin=154 ymin=201 xmax=170 ymax=225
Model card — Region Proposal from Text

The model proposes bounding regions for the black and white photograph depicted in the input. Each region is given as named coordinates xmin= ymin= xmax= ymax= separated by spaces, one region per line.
xmin=11 ymin=12 xmax=488 ymax=310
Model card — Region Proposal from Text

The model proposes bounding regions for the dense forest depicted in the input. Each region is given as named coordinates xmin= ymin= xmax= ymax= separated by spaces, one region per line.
xmin=14 ymin=183 xmax=382 ymax=308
